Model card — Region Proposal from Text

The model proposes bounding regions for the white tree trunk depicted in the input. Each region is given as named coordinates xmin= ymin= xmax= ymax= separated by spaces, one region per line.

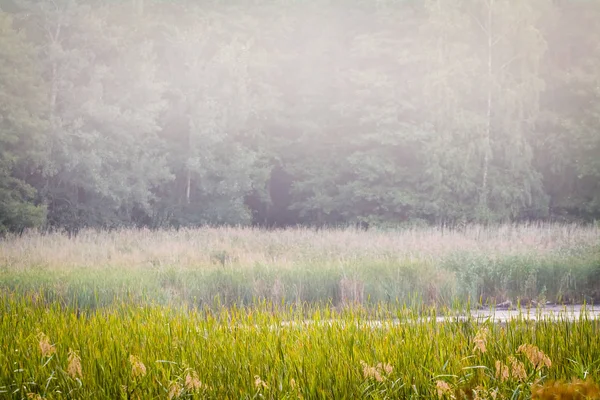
xmin=480 ymin=0 xmax=494 ymax=210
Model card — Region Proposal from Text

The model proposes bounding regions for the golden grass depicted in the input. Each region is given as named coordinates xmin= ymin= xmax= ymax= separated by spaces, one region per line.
xmin=1 ymin=223 xmax=597 ymax=271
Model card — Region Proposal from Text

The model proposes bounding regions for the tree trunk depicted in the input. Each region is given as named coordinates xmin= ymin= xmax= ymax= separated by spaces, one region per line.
xmin=49 ymin=22 xmax=62 ymax=113
xmin=480 ymin=0 xmax=494 ymax=211
xmin=186 ymin=102 xmax=194 ymax=205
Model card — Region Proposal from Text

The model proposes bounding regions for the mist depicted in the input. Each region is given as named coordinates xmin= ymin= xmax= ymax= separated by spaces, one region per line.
xmin=1 ymin=0 xmax=599 ymax=233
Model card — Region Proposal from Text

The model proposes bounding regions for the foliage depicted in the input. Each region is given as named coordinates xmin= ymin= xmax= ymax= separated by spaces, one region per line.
xmin=0 ymin=0 xmax=600 ymax=231
xmin=0 ymin=10 xmax=47 ymax=234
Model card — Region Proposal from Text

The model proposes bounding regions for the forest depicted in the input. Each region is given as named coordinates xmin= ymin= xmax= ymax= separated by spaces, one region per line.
xmin=1 ymin=0 xmax=599 ymax=233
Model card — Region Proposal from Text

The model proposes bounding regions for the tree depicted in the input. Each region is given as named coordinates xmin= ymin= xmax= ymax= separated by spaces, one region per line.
xmin=17 ymin=0 xmax=171 ymax=231
xmin=535 ymin=1 xmax=600 ymax=220
xmin=148 ymin=5 xmax=273 ymax=226
xmin=418 ymin=0 xmax=551 ymax=223
xmin=0 ymin=10 xmax=47 ymax=233
xmin=320 ymin=5 xmax=427 ymax=226
xmin=0 ymin=0 xmax=598 ymax=230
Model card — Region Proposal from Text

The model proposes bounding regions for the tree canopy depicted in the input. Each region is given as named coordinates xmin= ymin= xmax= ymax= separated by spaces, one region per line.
xmin=0 ymin=0 xmax=599 ymax=232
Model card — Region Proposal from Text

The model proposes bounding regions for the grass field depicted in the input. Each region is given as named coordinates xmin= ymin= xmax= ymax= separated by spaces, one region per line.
xmin=1 ymin=295 xmax=600 ymax=399
xmin=0 ymin=224 xmax=599 ymax=308
xmin=1 ymin=224 xmax=600 ymax=399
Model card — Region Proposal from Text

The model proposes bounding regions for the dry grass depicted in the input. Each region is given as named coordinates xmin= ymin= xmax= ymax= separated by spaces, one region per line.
xmin=1 ymin=223 xmax=597 ymax=271
xmin=0 ymin=223 xmax=598 ymax=308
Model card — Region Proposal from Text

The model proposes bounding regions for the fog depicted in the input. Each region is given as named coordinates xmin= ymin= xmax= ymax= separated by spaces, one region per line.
xmin=1 ymin=0 xmax=599 ymax=234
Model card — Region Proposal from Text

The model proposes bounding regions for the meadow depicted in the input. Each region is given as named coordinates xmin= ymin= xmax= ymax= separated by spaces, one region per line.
xmin=1 ymin=224 xmax=600 ymax=399
xmin=1 ymin=223 xmax=599 ymax=308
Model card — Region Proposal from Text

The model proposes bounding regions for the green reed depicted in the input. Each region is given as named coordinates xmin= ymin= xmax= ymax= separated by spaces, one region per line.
xmin=1 ymin=294 xmax=599 ymax=399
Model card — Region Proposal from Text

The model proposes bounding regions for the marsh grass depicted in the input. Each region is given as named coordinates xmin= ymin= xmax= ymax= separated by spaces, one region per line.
xmin=2 ymin=225 xmax=599 ymax=398
xmin=2 ymin=223 xmax=598 ymax=270
xmin=0 ymin=224 xmax=598 ymax=309
xmin=0 ymin=294 xmax=599 ymax=399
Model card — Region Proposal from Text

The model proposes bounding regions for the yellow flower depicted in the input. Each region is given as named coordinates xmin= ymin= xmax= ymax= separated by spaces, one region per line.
xmin=26 ymin=394 xmax=45 ymax=400
xmin=290 ymin=378 xmax=296 ymax=389
xmin=517 ymin=344 xmax=551 ymax=370
xmin=436 ymin=380 xmax=453 ymax=399
xmin=129 ymin=355 xmax=146 ymax=379
xmin=67 ymin=349 xmax=82 ymax=379
xmin=38 ymin=333 xmax=56 ymax=358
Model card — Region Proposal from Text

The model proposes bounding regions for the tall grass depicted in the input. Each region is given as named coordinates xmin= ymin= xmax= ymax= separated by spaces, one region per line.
xmin=1 ymin=294 xmax=599 ymax=399
xmin=2 ymin=223 xmax=598 ymax=271
xmin=1 ymin=224 xmax=599 ymax=308
xmin=1 ymin=225 xmax=599 ymax=398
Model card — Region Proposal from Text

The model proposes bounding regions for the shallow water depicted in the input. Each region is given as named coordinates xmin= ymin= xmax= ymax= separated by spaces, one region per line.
xmin=275 ymin=305 xmax=600 ymax=329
